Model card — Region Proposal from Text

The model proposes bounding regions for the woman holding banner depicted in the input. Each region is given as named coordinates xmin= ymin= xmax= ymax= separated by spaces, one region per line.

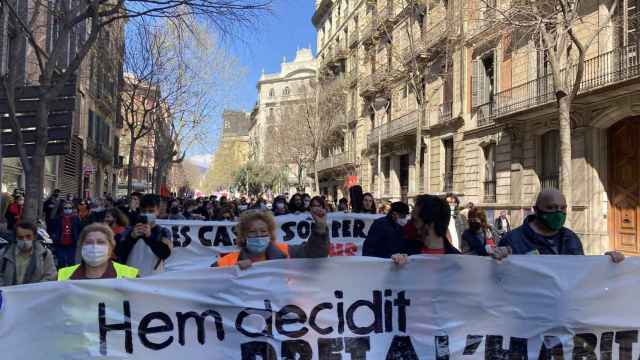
xmin=213 ymin=205 xmax=330 ymax=269
xmin=58 ymin=223 xmax=139 ymax=280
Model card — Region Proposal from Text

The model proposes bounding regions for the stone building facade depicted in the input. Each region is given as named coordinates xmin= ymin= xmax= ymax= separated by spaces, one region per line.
xmin=249 ymin=48 xmax=317 ymax=194
xmin=208 ymin=110 xmax=251 ymax=192
xmin=313 ymin=0 xmax=640 ymax=255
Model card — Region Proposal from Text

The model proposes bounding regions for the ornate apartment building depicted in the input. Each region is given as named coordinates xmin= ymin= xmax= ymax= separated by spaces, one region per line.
xmin=249 ymin=48 xmax=317 ymax=193
xmin=313 ymin=0 xmax=640 ymax=255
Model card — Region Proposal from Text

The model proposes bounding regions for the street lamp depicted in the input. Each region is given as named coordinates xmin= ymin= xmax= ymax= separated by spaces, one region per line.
xmin=370 ymin=95 xmax=390 ymax=200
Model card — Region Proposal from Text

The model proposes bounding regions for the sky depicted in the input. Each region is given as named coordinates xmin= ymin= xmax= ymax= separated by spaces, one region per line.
xmin=187 ymin=0 xmax=318 ymax=169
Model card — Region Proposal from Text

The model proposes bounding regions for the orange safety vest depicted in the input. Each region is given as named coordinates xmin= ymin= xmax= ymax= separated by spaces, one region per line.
xmin=217 ymin=243 xmax=290 ymax=268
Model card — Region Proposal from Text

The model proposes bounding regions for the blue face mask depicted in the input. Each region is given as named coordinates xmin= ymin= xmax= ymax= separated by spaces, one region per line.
xmin=246 ymin=236 xmax=270 ymax=255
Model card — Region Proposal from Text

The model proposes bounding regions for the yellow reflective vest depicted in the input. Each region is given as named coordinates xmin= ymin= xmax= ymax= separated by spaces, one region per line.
xmin=57 ymin=262 xmax=139 ymax=281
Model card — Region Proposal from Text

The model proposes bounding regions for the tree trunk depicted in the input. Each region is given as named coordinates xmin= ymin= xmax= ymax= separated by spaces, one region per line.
xmin=22 ymin=100 xmax=49 ymax=223
xmin=558 ymin=95 xmax=573 ymax=224
xmin=313 ymin=158 xmax=320 ymax=195
xmin=127 ymin=135 xmax=137 ymax=195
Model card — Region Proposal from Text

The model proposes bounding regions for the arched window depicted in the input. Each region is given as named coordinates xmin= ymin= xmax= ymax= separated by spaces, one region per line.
xmin=268 ymin=89 xmax=275 ymax=98
xmin=283 ymin=87 xmax=290 ymax=96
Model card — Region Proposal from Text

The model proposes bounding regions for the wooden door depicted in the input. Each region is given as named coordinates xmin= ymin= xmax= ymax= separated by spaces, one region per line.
xmin=609 ymin=119 xmax=640 ymax=255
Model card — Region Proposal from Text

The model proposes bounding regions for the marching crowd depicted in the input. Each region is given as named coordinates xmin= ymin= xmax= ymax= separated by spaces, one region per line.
xmin=0 ymin=185 xmax=625 ymax=287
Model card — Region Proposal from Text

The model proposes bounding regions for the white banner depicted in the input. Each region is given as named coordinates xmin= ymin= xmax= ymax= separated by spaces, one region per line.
xmin=157 ymin=213 xmax=382 ymax=271
xmin=1 ymin=256 xmax=639 ymax=359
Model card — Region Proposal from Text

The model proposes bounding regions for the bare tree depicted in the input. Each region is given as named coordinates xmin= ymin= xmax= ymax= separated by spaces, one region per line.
xmin=293 ymin=78 xmax=348 ymax=193
xmin=0 ymin=0 xmax=270 ymax=222
xmin=475 ymin=0 xmax=619 ymax=220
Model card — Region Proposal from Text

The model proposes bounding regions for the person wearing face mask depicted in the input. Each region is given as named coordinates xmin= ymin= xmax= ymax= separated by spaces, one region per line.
xmin=495 ymin=189 xmax=625 ymax=263
xmin=5 ymin=195 xmax=24 ymax=231
xmin=0 ymin=222 xmax=57 ymax=286
xmin=272 ymin=197 xmax=288 ymax=216
xmin=445 ymin=193 xmax=468 ymax=251
xmin=362 ymin=202 xmax=411 ymax=259
xmin=116 ymin=194 xmax=172 ymax=277
xmin=52 ymin=201 xmax=82 ymax=268
xmin=391 ymin=195 xmax=461 ymax=265
xmin=460 ymin=207 xmax=500 ymax=256
xmin=302 ymin=193 xmax=312 ymax=212
xmin=213 ymin=206 xmax=329 ymax=269
xmin=58 ymin=223 xmax=138 ymax=280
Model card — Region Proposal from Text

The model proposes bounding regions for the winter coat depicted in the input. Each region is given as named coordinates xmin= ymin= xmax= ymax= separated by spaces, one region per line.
xmin=0 ymin=241 xmax=57 ymax=286
xmin=363 ymin=216 xmax=410 ymax=258
xmin=499 ymin=215 xmax=584 ymax=255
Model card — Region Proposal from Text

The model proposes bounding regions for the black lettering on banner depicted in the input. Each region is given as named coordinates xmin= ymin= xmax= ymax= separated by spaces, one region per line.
xmin=436 ymin=335 xmax=450 ymax=360
xmin=236 ymin=300 xmax=274 ymax=338
xmin=345 ymin=337 xmax=371 ymax=360
xmin=309 ymin=303 xmax=334 ymax=335
xmin=138 ymin=312 xmax=174 ymax=350
xmin=485 ymin=336 xmax=528 ymax=360
xmin=318 ymin=338 xmax=343 ymax=360
xmin=538 ymin=336 xmax=565 ymax=360
xmin=297 ymin=221 xmax=311 ymax=240
xmin=335 ymin=291 xmax=345 ymax=334
xmin=341 ymin=220 xmax=352 ymax=238
xmin=276 ymin=305 xmax=309 ymax=338
xmin=463 ymin=335 xmax=483 ymax=355
xmin=384 ymin=290 xmax=393 ymax=333
xmin=386 ymin=336 xmax=419 ymax=360
xmin=99 ymin=301 xmax=133 ymax=355
xmin=600 ymin=332 xmax=614 ymax=360
xmin=353 ymin=219 xmax=367 ymax=238
xmin=573 ymin=333 xmax=597 ymax=360
xmin=241 ymin=341 xmax=277 ymax=360
xmin=393 ymin=291 xmax=410 ymax=332
xmin=346 ymin=291 xmax=383 ymax=335
xmin=172 ymin=226 xmax=192 ymax=247
xmin=332 ymin=221 xmax=341 ymax=239
xmin=198 ymin=226 xmax=214 ymax=247
xmin=176 ymin=310 xmax=225 ymax=346
xmin=281 ymin=340 xmax=313 ymax=360
xmin=213 ymin=226 xmax=233 ymax=246
xmin=615 ymin=330 xmax=638 ymax=360
xmin=282 ymin=222 xmax=296 ymax=241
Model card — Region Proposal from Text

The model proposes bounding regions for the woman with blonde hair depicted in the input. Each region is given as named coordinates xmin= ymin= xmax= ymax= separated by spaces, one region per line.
xmin=213 ymin=204 xmax=330 ymax=269
xmin=58 ymin=223 xmax=138 ymax=280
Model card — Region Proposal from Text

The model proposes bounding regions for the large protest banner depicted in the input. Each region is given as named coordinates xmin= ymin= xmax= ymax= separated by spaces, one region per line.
xmin=157 ymin=213 xmax=382 ymax=271
xmin=1 ymin=256 xmax=639 ymax=359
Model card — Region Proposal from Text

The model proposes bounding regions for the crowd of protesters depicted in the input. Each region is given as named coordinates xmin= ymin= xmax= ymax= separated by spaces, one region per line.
xmin=0 ymin=184 xmax=626 ymax=286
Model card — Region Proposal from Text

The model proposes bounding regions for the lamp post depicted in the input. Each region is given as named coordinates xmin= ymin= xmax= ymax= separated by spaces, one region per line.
xmin=370 ymin=95 xmax=390 ymax=200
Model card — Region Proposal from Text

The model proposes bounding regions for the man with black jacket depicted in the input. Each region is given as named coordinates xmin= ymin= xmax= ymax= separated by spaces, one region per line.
xmin=116 ymin=194 xmax=172 ymax=277
xmin=496 ymin=189 xmax=624 ymax=262
xmin=362 ymin=202 xmax=410 ymax=258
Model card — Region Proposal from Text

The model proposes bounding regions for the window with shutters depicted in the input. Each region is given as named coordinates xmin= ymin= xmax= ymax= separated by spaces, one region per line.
xmin=540 ymin=130 xmax=560 ymax=190
xmin=483 ymin=143 xmax=497 ymax=203
xmin=443 ymin=138 xmax=454 ymax=192
xmin=471 ymin=50 xmax=497 ymax=126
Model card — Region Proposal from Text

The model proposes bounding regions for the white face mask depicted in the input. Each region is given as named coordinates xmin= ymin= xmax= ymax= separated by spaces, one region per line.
xmin=81 ymin=244 xmax=110 ymax=267
xmin=396 ymin=216 xmax=409 ymax=227
xmin=17 ymin=240 xmax=33 ymax=252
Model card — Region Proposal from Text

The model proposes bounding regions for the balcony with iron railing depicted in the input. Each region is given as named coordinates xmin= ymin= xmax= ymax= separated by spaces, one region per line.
xmin=476 ymin=44 xmax=640 ymax=124
xmin=316 ymin=152 xmax=352 ymax=172
xmin=367 ymin=110 xmax=424 ymax=146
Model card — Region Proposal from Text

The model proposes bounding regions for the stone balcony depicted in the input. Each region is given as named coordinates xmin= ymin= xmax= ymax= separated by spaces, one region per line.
xmin=316 ymin=152 xmax=352 ymax=172
xmin=367 ymin=109 xmax=425 ymax=147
